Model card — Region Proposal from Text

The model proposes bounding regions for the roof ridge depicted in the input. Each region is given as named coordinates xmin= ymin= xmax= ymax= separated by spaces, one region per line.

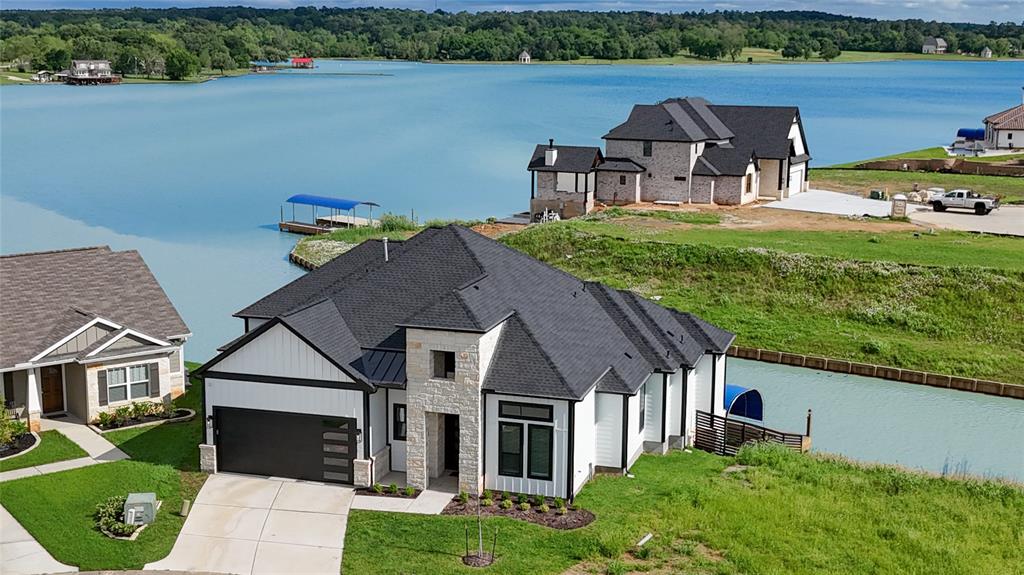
xmin=0 ymin=245 xmax=111 ymax=259
xmin=619 ymin=290 xmax=683 ymax=363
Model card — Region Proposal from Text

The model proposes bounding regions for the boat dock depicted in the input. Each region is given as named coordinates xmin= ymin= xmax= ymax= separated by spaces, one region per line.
xmin=279 ymin=194 xmax=381 ymax=235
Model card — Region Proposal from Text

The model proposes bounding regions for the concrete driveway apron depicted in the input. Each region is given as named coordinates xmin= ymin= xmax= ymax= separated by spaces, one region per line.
xmin=146 ymin=473 xmax=353 ymax=575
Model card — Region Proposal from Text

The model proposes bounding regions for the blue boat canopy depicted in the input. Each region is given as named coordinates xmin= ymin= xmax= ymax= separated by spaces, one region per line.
xmin=957 ymin=128 xmax=985 ymax=141
xmin=724 ymin=384 xmax=763 ymax=421
xmin=286 ymin=194 xmax=380 ymax=211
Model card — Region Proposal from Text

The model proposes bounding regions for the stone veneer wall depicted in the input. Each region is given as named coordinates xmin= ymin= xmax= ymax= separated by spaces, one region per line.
xmin=83 ymin=352 xmax=173 ymax=422
xmin=690 ymin=176 xmax=715 ymax=204
xmin=404 ymin=324 xmax=503 ymax=495
xmin=711 ymin=176 xmax=744 ymax=205
xmin=595 ymin=171 xmax=641 ymax=204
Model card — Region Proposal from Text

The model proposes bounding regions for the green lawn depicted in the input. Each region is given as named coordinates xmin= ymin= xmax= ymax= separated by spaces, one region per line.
xmin=344 ymin=444 xmax=1024 ymax=575
xmin=0 ymin=430 xmax=88 ymax=472
xmin=832 ymin=147 xmax=1024 ymax=168
xmin=810 ymin=168 xmax=1024 ymax=203
xmin=502 ymin=223 xmax=1024 ymax=382
xmin=0 ymin=370 xmax=206 ymax=570
xmin=570 ymin=218 xmax=1024 ymax=271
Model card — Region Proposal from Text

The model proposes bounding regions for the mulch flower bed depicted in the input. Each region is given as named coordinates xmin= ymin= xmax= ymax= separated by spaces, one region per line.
xmin=356 ymin=486 xmax=421 ymax=498
xmin=95 ymin=408 xmax=194 ymax=431
xmin=0 ymin=433 xmax=37 ymax=459
xmin=442 ymin=498 xmax=595 ymax=530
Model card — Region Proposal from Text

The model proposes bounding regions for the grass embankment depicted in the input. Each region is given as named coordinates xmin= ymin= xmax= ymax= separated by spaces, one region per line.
xmin=344 ymin=443 xmax=1024 ymax=575
xmin=0 ymin=430 xmax=87 ymax=472
xmin=0 ymin=68 xmax=249 ymax=86
xmin=831 ymin=147 xmax=1024 ymax=167
xmin=810 ymin=168 xmax=1024 ymax=203
xmin=501 ymin=223 xmax=1024 ymax=382
xmin=0 ymin=364 xmax=207 ymax=570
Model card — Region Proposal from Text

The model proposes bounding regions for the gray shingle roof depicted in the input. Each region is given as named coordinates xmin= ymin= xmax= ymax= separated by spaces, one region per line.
xmin=212 ymin=226 xmax=733 ymax=400
xmin=708 ymin=104 xmax=805 ymax=160
xmin=0 ymin=246 xmax=189 ymax=369
xmin=604 ymin=97 xmax=734 ymax=143
xmin=596 ymin=157 xmax=646 ymax=173
xmin=527 ymin=144 xmax=603 ymax=173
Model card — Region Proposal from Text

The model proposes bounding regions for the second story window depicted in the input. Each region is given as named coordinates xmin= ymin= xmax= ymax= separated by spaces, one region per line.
xmin=619 ymin=175 xmax=627 ymax=185
xmin=432 ymin=350 xmax=456 ymax=379
xmin=642 ymin=141 xmax=653 ymax=157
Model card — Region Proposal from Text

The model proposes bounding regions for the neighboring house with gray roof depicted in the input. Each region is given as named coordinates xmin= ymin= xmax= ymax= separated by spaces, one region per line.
xmin=922 ymin=37 xmax=947 ymax=54
xmin=195 ymin=226 xmax=736 ymax=499
xmin=528 ymin=97 xmax=810 ymax=219
xmin=1 ymin=246 xmax=190 ymax=430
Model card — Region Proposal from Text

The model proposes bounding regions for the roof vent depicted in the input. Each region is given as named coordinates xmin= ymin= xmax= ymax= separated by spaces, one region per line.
xmin=383 ymin=237 xmax=389 ymax=262
xmin=545 ymin=140 xmax=558 ymax=166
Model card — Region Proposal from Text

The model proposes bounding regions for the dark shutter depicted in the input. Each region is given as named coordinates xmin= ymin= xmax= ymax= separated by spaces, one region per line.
xmin=148 ymin=362 xmax=160 ymax=398
xmin=98 ymin=370 xmax=108 ymax=406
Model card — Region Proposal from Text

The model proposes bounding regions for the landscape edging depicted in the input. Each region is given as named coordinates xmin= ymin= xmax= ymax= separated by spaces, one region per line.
xmin=89 ymin=409 xmax=196 ymax=434
xmin=727 ymin=345 xmax=1022 ymax=400
xmin=0 ymin=431 xmax=41 ymax=461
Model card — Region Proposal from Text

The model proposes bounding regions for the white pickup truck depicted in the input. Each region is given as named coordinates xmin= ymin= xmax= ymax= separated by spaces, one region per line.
xmin=930 ymin=189 xmax=1000 ymax=215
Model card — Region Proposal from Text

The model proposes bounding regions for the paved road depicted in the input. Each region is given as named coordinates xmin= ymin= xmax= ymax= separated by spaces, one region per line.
xmin=909 ymin=205 xmax=1024 ymax=236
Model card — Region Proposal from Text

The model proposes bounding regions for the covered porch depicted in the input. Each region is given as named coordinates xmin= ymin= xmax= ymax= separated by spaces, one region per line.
xmin=3 ymin=362 xmax=89 ymax=431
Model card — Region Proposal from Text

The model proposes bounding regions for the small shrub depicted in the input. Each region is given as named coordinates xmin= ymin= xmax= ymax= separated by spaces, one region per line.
xmin=501 ymin=491 xmax=511 ymax=501
xmin=389 ymin=483 xmax=399 ymax=494
xmin=378 ymin=213 xmax=418 ymax=233
xmin=95 ymin=412 xmax=114 ymax=429
xmin=501 ymin=499 xmax=513 ymax=510
xmin=94 ymin=495 xmax=138 ymax=538
xmin=868 ymin=236 xmax=882 ymax=244
xmin=556 ymin=505 xmax=568 ymax=515
xmin=459 ymin=491 xmax=470 ymax=504
xmin=372 ymin=483 xmax=384 ymax=494
xmin=481 ymin=498 xmax=493 ymax=506
xmin=538 ymin=503 xmax=550 ymax=513
xmin=518 ymin=502 xmax=530 ymax=511
xmin=482 ymin=489 xmax=492 ymax=500
xmin=159 ymin=401 xmax=177 ymax=419
xmin=0 ymin=418 xmax=28 ymax=448
xmin=114 ymin=406 xmax=132 ymax=425
xmin=516 ymin=493 xmax=528 ymax=504
xmin=404 ymin=486 xmax=415 ymax=497
xmin=130 ymin=401 xmax=151 ymax=420
xmin=553 ymin=497 xmax=565 ymax=508
xmin=532 ymin=494 xmax=546 ymax=506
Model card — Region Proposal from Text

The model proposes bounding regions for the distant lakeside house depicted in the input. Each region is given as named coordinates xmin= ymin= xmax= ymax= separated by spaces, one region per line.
xmin=518 ymin=50 xmax=532 ymax=64
xmin=67 ymin=60 xmax=121 ymax=85
xmin=922 ymin=37 xmax=947 ymax=54
xmin=0 ymin=247 xmax=190 ymax=431
xmin=527 ymin=97 xmax=810 ymax=219
xmin=292 ymin=57 xmax=314 ymax=69
xmin=980 ymin=47 xmax=993 ymax=59
xmin=194 ymin=226 xmax=742 ymax=498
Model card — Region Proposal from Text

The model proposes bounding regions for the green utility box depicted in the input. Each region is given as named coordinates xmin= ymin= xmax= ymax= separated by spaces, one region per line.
xmin=124 ymin=492 xmax=157 ymax=525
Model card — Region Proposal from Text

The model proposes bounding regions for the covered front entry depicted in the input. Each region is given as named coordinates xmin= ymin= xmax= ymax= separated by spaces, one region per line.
xmin=214 ymin=407 xmax=358 ymax=484
xmin=40 ymin=365 xmax=64 ymax=414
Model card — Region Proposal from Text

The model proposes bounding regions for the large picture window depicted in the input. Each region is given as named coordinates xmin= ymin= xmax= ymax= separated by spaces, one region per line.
xmin=107 ymin=364 xmax=150 ymax=403
xmin=393 ymin=403 xmax=407 ymax=441
xmin=527 ymin=425 xmax=553 ymax=480
xmin=498 ymin=422 xmax=523 ymax=477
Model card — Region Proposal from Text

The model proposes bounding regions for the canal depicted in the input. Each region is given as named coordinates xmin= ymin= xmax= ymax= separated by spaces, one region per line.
xmin=728 ymin=358 xmax=1024 ymax=483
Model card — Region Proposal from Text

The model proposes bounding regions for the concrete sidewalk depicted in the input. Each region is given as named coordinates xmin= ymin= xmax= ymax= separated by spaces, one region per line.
xmin=351 ymin=472 xmax=456 ymax=515
xmin=0 ymin=417 xmax=128 ymax=483
xmin=1 ymin=504 xmax=77 ymax=575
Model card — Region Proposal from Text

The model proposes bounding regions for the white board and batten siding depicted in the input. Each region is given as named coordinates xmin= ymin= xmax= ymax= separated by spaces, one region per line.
xmin=572 ymin=388 xmax=596 ymax=495
xmin=642 ymin=373 xmax=664 ymax=444
xmin=666 ymin=369 xmax=684 ymax=439
xmin=204 ymin=322 xmax=364 ymax=451
xmin=594 ymin=393 xmax=623 ymax=467
xmin=388 ymin=388 xmax=408 ymax=471
xmin=485 ymin=393 xmax=570 ymax=498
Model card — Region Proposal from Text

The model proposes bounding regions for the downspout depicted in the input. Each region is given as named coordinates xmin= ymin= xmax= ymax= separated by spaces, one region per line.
xmin=385 ymin=388 xmax=391 ymax=473
xmin=620 ymin=395 xmax=629 ymax=471
xmin=566 ymin=400 xmax=576 ymax=502
xmin=363 ymin=391 xmax=371 ymax=460
xmin=660 ymin=373 xmax=668 ymax=444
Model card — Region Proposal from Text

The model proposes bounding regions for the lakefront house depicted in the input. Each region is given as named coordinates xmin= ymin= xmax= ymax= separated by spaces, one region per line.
xmin=528 ymin=97 xmax=811 ymax=219
xmin=195 ymin=226 xmax=739 ymax=499
xmin=984 ymin=96 xmax=1024 ymax=150
xmin=0 ymin=247 xmax=190 ymax=430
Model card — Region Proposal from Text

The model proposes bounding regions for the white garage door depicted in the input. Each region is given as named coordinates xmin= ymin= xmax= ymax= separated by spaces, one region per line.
xmin=788 ymin=165 xmax=805 ymax=197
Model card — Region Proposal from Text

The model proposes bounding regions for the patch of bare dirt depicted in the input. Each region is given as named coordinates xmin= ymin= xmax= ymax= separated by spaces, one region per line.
xmin=471 ymin=222 xmax=526 ymax=238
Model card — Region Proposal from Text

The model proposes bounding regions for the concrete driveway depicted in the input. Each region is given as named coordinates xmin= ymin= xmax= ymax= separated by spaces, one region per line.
xmin=146 ymin=474 xmax=353 ymax=575
xmin=909 ymin=205 xmax=1024 ymax=236
xmin=763 ymin=189 xmax=892 ymax=218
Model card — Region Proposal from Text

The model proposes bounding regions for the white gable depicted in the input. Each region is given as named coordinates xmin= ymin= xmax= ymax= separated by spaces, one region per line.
xmin=789 ymin=119 xmax=806 ymax=156
xmin=213 ymin=323 xmax=353 ymax=382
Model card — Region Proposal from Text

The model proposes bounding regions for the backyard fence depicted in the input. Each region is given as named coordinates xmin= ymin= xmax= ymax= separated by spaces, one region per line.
xmin=694 ymin=410 xmax=810 ymax=457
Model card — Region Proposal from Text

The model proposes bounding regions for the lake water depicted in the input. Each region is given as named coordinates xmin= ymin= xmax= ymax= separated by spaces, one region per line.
xmin=730 ymin=359 xmax=1024 ymax=482
xmin=3 ymin=60 xmax=1023 ymax=481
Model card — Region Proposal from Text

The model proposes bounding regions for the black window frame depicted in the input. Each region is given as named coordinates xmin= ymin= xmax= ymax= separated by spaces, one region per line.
xmin=642 ymin=140 xmax=653 ymax=157
xmin=619 ymin=175 xmax=626 ymax=185
xmin=526 ymin=424 xmax=554 ymax=480
xmin=639 ymin=382 xmax=647 ymax=432
xmin=393 ymin=403 xmax=407 ymax=441
xmin=498 ymin=401 xmax=553 ymax=422
xmin=431 ymin=350 xmax=456 ymax=379
xmin=498 ymin=421 xmax=524 ymax=477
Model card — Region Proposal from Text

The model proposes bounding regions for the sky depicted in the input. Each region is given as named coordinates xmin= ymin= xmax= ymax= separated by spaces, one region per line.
xmin=1 ymin=0 xmax=1022 ymax=24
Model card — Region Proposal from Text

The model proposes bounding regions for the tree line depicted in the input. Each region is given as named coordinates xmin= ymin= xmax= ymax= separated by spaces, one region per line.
xmin=1 ymin=7 xmax=1021 ymax=79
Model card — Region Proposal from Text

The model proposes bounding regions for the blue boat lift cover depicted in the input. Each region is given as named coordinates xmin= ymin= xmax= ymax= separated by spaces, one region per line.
xmin=724 ymin=384 xmax=763 ymax=421
xmin=286 ymin=194 xmax=380 ymax=211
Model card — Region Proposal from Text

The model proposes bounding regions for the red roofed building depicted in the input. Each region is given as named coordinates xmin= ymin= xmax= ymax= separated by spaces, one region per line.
xmin=291 ymin=57 xmax=314 ymax=69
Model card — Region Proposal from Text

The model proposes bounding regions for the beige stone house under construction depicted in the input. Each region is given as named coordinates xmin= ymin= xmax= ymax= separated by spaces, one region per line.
xmin=528 ymin=97 xmax=811 ymax=220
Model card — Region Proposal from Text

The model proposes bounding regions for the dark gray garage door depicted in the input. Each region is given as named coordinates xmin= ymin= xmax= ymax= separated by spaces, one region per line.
xmin=214 ymin=407 xmax=358 ymax=484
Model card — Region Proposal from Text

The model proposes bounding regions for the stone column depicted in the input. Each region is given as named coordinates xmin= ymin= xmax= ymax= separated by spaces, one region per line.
xmin=26 ymin=367 xmax=42 ymax=432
